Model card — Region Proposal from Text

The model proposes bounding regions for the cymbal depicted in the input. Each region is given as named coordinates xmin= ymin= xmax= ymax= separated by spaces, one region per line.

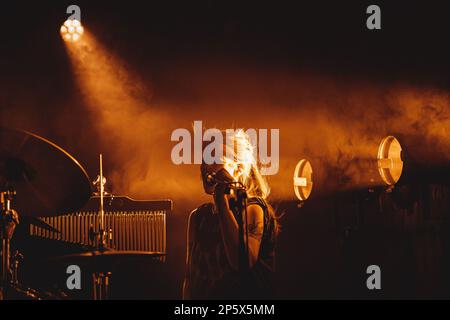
xmin=48 ymin=250 xmax=165 ymax=269
xmin=0 ymin=127 xmax=92 ymax=217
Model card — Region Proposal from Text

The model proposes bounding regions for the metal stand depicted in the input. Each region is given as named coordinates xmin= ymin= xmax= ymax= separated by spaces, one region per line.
xmin=11 ymin=251 xmax=24 ymax=286
xmin=92 ymin=271 xmax=112 ymax=300
xmin=89 ymin=154 xmax=113 ymax=300
xmin=0 ymin=190 xmax=18 ymax=300
xmin=227 ymin=184 xmax=249 ymax=294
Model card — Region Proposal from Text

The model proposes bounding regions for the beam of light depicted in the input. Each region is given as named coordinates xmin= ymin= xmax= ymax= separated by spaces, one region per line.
xmin=62 ymin=30 xmax=179 ymax=200
xmin=60 ymin=19 xmax=84 ymax=42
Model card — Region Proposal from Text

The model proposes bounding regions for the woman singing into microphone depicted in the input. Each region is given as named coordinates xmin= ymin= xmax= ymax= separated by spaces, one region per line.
xmin=183 ymin=130 xmax=279 ymax=299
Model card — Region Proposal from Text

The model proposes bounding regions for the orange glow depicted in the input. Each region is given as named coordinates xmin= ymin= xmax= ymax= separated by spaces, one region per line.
xmin=63 ymin=32 xmax=450 ymax=204
xmin=63 ymin=31 xmax=177 ymax=201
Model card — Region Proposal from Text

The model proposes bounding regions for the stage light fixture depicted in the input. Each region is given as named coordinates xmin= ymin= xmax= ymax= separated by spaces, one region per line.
xmin=351 ymin=135 xmax=404 ymax=190
xmin=60 ymin=19 xmax=84 ymax=42
xmin=293 ymin=159 xmax=313 ymax=201
xmin=377 ymin=136 xmax=403 ymax=186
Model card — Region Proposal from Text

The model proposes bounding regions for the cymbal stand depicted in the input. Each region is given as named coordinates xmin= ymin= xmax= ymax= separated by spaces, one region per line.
xmin=92 ymin=271 xmax=112 ymax=300
xmin=90 ymin=154 xmax=113 ymax=300
xmin=88 ymin=154 xmax=112 ymax=250
xmin=0 ymin=190 xmax=18 ymax=300
xmin=97 ymin=154 xmax=108 ymax=251
xmin=11 ymin=250 xmax=24 ymax=286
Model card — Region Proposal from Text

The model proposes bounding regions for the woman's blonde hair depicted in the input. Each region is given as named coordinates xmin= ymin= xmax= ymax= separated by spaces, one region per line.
xmin=201 ymin=128 xmax=279 ymax=235
xmin=223 ymin=129 xmax=279 ymax=235
xmin=222 ymin=129 xmax=270 ymax=199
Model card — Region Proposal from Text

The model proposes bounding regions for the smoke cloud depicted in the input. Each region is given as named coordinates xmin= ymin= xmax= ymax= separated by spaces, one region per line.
xmin=60 ymin=35 xmax=450 ymax=209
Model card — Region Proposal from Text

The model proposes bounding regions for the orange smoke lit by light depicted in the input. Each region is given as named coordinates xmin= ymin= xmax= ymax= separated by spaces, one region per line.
xmin=63 ymin=31 xmax=182 ymax=200
xmin=62 ymin=30 xmax=450 ymax=204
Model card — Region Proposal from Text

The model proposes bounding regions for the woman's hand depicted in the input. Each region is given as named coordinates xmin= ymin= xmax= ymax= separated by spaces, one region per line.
xmin=213 ymin=182 xmax=229 ymax=210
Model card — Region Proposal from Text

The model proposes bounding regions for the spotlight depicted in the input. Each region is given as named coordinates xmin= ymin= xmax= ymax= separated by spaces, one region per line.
xmin=60 ymin=19 xmax=84 ymax=42
xmin=330 ymin=135 xmax=404 ymax=192
xmin=377 ymin=136 xmax=403 ymax=186
xmin=352 ymin=135 xmax=404 ymax=190
xmin=293 ymin=159 xmax=313 ymax=201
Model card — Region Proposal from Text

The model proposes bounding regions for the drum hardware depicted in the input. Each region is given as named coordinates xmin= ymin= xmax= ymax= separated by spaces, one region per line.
xmin=89 ymin=166 xmax=111 ymax=247
xmin=0 ymin=190 xmax=19 ymax=299
xmin=89 ymin=225 xmax=113 ymax=249
xmin=0 ymin=127 xmax=92 ymax=218
xmin=1 ymin=127 xmax=170 ymax=299
xmin=88 ymin=160 xmax=114 ymax=250
xmin=0 ymin=126 xmax=92 ymax=299
xmin=93 ymin=174 xmax=112 ymax=198
xmin=97 ymin=154 xmax=108 ymax=251
xmin=1 ymin=190 xmax=64 ymax=300
xmin=8 ymin=285 xmax=44 ymax=300
xmin=62 ymin=153 xmax=116 ymax=299
xmin=80 ymin=154 xmax=163 ymax=299
xmin=88 ymin=154 xmax=112 ymax=299
xmin=11 ymin=250 xmax=24 ymax=286
xmin=48 ymin=250 xmax=166 ymax=300
xmin=90 ymin=170 xmax=114 ymax=250
xmin=92 ymin=271 xmax=112 ymax=300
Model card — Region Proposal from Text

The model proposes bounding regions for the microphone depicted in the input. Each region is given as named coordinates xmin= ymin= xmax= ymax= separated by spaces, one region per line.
xmin=206 ymin=168 xmax=235 ymax=185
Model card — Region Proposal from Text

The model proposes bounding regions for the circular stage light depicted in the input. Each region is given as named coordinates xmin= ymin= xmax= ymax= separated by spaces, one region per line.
xmin=60 ymin=19 xmax=84 ymax=42
xmin=293 ymin=159 xmax=313 ymax=201
xmin=377 ymin=136 xmax=403 ymax=185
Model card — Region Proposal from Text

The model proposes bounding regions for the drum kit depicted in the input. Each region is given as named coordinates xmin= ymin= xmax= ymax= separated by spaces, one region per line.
xmin=0 ymin=126 xmax=164 ymax=300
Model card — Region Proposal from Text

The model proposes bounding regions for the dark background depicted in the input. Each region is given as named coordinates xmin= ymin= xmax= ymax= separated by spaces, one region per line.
xmin=1 ymin=1 xmax=450 ymax=299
